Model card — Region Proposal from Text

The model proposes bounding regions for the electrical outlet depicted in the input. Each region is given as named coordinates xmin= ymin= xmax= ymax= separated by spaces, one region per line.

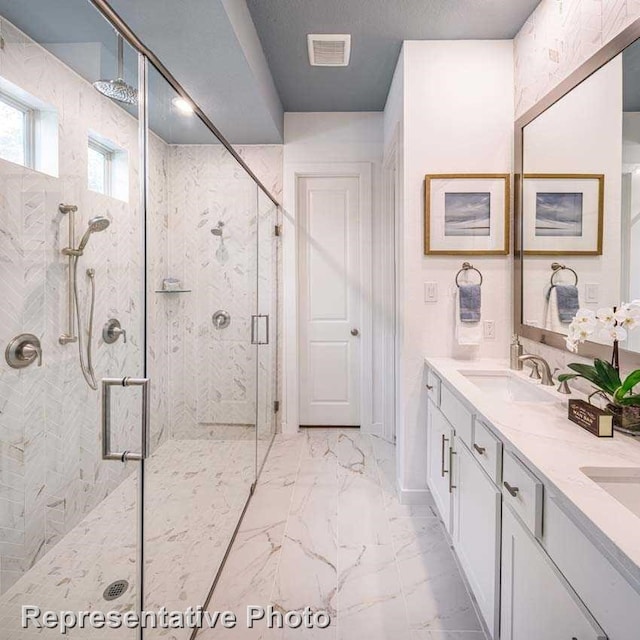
xmin=483 ymin=320 xmax=496 ymax=340
xmin=585 ymin=283 xmax=599 ymax=304
xmin=424 ymin=282 xmax=438 ymax=303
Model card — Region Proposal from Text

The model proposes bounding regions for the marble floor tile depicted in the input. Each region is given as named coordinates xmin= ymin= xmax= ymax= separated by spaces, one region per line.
xmin=197 ymin=429 xmax=483 ymax=640
xmin=337 ymin=543 xmax=409 ymax=640
xmin=391 ymin=518 xmax=482 ymax=633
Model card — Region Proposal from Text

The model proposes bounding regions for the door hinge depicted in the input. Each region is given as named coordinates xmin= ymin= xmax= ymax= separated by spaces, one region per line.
xmin=274 ymin=224 xmax=282 ymax=237
xmin=274 ymin=400 xmax=280 ymax=413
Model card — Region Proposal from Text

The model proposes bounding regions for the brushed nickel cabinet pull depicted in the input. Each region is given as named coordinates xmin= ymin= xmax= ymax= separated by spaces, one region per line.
xmin=503 ymin=481 xmax=519 ymax=497
xmin=473 ymin=443 xmax=486 ymax=455
xmin=448 ymin=446 xmax=456 ymax=493
xmin=441 ymin=434 xmax=449 ymax=477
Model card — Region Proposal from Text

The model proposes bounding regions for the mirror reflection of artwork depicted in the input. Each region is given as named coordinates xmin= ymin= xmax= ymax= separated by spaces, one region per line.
xmin=522 ymin=174 xmax=603 ymax=255
xmin=444 ymin=192 xmax=491 ymax=236
xmin=535 ymin=193 xmax=583 ymax=237
xmin=424 ymin=174 xmax=509 ymax=255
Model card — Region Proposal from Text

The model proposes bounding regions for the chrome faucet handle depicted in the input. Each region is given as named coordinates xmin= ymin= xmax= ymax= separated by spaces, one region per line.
xmin=21 ymin=343 xmax=42 ymax=366
xmin=527 ymin=361 xmax=541 ymax=380
xmin=557 ymin=378 xmax=572 ymax=394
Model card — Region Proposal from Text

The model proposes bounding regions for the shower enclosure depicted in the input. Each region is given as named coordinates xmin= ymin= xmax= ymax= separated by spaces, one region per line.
xmin=0 ymin=0 xmax=279 ymax=637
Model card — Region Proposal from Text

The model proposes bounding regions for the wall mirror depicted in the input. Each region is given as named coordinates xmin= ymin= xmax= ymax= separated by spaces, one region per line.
xmin=515 ymin=21 xmax=640 ymax=361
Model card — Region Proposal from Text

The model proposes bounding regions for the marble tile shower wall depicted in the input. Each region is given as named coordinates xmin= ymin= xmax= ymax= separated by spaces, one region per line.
xmin=514 ymin=0 xmax=640 ymax=118
xmin=0 ymin=17 xmax=170 ymax=593
xmin=165 ymin=145 xmax=282 ymax=439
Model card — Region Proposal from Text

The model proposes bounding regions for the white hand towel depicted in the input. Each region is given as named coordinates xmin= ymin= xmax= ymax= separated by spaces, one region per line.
xmin=455 ymin=289 xmax=482 ymax=346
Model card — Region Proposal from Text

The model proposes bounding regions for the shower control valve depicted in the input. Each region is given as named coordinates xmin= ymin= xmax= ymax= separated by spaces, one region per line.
xmin=103 ymin=319 xmax=127 ymax=344
xmin=5 ymin=334 xmax=42 ymax=369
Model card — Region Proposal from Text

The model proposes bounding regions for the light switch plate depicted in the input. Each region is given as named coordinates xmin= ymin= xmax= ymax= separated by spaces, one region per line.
xmin=424 ymin=282 xmax=438 ymax=303
xmin=483 ymin=320 xmax=496 ymax=340
xmin=585 ymin=283 xmax=599 ymax=304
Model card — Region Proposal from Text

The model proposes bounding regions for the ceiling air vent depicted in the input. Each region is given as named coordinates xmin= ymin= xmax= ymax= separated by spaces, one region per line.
xmin=307 ymin=34 xmax=351 ymax=67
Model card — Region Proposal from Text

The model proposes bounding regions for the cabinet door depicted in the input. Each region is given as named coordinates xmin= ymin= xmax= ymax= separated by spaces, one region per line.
xmin=501 ymin=506 xmax=607 ymax=640
xmin=427 ymin=401 xmax=453 ymax=532
xmin=453 ymin=440 xmax=501 ymax=639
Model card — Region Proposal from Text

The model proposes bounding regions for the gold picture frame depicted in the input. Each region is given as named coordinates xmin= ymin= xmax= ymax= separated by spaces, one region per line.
xmin=424 ymin=173 xmax=510 ymax=256
xmin=522 ymin=173 xmax=604 ymax=256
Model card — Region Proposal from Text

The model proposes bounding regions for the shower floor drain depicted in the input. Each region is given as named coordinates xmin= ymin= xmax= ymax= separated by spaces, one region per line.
xmin=103 ymin=579 xmax=129 ymax=601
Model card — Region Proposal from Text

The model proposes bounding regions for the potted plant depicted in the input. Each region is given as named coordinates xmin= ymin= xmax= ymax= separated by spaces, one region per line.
xmin=560 ymin=301 xmax=640 ymax=433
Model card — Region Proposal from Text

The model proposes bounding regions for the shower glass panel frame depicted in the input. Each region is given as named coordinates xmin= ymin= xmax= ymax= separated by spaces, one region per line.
xmin=0 ymin=0 xmax=280 ymax=636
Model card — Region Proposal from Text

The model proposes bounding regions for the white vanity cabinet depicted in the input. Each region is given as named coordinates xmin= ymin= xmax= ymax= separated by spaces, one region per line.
xmin=427 ymin=399 xmax=454 ymax=532
xmin=501 ymin=504 xmax=607 ymax=640
xmin=424 ymin=364 xmax=620 ymax=640
xmin=452 ymin=438 xmax=501 ymax=639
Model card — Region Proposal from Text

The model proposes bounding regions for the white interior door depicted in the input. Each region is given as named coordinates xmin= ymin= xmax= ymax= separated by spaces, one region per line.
xmin=298 ymin=175 xmax=360 ymax=426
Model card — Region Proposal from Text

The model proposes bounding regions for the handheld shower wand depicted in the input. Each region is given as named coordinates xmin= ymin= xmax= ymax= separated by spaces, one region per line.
xmin=61 ymin=215 xmax=111 ymax=390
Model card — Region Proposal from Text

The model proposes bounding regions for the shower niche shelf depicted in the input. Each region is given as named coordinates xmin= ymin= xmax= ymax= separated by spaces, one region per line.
xmin=154 ymin=289 xmax=192 ymax=294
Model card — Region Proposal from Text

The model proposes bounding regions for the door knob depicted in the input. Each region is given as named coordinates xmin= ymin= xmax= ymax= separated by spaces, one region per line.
xmin=350 ymin=328 xmax=359 ymax=336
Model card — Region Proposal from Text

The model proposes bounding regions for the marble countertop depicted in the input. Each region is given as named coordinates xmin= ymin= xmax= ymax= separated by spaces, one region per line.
xmin=426 ymin=356 xmax=640 ymax=591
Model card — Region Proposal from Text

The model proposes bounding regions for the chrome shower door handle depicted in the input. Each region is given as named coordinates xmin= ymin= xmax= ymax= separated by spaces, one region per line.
xmin=102 ymin=377 xmax=150 ymax=462
xmin=251 ymin=315 xmax=270 ymax=345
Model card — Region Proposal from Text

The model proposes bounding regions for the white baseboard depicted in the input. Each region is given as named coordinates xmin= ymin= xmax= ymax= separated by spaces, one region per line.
xmin=368 ymin=421 xmax=383 ymax=436
xmin=396 ymin=479 xmax=432 ymax=505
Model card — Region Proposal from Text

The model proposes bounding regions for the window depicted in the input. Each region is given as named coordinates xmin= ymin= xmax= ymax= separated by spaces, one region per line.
xmin=87 ymin=133 xmax=128 ymax=201
xmin=0 ymin=91 xmax=34 ymax=168
xmin=88 ymin=139 xmax=113 ymax=196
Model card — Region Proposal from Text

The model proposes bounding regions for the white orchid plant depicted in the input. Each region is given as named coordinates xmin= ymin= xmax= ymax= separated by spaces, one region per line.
xmin=565 ymin=301 xmax=640 ymax=354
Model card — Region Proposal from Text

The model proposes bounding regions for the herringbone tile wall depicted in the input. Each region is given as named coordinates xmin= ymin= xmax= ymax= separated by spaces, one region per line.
xmin=0 ymin=17 xmax=170 ymax=593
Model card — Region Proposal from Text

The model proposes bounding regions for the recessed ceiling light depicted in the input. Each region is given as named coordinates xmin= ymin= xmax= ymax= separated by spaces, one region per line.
xmin=172 ymin=96 xmax=195 ymax=115
xmin=307 ymin=34 xmax=351 ymax=67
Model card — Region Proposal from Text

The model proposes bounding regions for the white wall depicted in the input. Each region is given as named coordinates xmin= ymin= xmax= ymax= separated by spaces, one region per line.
xmin=282 ymin=112 xmax=385 ymax=435
xmin=391 ymin=40 xmax=514 ymax=497
xmin=522 ymin=56 xmax=623 ymax=330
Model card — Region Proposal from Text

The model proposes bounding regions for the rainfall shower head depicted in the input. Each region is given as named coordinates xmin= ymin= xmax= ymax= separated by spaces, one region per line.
xmin=77 ymin=216 xmax=110 ymax=253
xmin=93 ymin=78 xmax=138 ymax=105
xmin=93 ymin=33 xmax=138 ymax=105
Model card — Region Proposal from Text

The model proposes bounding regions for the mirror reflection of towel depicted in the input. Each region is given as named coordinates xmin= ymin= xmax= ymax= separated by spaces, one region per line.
xmin=553 ymin=285 xmax=579 ymax=323
xmin=544 ymin=285 xmax=579 ymax=331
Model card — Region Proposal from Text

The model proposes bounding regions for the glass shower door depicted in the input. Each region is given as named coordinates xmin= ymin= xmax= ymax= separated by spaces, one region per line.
xmin=0 ymin=4 xmax=145 ymax=637
xmin=142 ymin=62 xmax=258 ymax=637
xmin=256 ymin=193 xmax=280 ymax=472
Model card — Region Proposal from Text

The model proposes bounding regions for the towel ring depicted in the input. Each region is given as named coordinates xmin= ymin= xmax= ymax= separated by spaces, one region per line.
xmin=550 ymin=262 xmax=578 ymax=286
xmin=455 ymin=262 xmax=483 ymax=287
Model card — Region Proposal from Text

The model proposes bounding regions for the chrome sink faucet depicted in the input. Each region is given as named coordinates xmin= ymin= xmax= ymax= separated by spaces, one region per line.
xmin=518 ymin=354 xmax=554 ymax=386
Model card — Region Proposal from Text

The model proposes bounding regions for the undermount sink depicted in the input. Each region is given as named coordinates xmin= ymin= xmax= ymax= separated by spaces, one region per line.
xmin=459 ymin=370 xmax=557 ymax=404
xmin=581 ymin=467 xmax=640 ymax=518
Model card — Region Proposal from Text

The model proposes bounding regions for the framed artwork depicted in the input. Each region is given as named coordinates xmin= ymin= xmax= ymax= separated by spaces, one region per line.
xmin=522 ymin=174 xmax=604 ymax=255
xmin=424 ymin=173 xmax=510 ymax=255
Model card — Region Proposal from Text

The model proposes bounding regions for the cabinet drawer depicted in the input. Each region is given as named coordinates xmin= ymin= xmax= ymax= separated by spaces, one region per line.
xmin=502 ymin=451 xmax=544 ymax=539
xmin=472 ymin=419 xmax=502 ymax=486
xmin=440 ymin=385 xmax=473 ymax=447
xmin=426 ymin=369 xmax=441 ymax=407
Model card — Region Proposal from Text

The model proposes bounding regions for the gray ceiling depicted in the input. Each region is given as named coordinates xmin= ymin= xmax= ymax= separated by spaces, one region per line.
xmin=246 ymin=0 xmax=542 ymax=112
xmin=0 ymin=0 xmax=284 ymax=144
xmin=624 ymin=39 xmax=640 ymax=112
xmin=0 ymin=0 xmax=545 ymax=143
